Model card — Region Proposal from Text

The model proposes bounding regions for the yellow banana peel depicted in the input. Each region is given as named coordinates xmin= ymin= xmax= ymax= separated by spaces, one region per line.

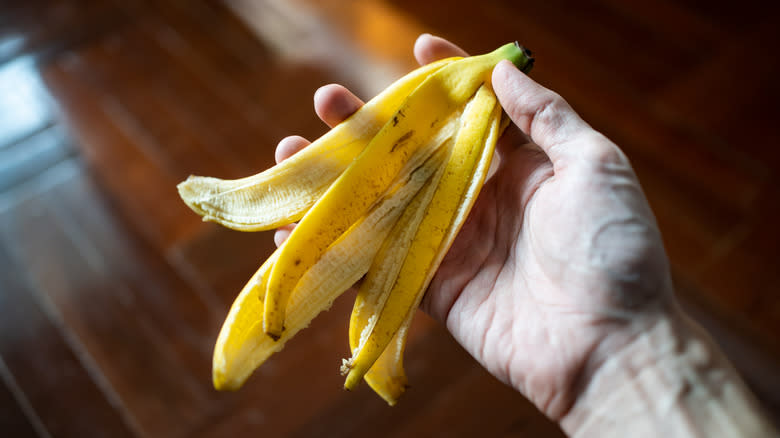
xmin=178 ymin=42 xmax=534 ymax=404
xmin=345 ymin=136 xmax=449 ymax=404
xmin=343 ymin=84 xmax=503 ymax=394
xmin=178 ymin=57 xmax=457 ymax=231
xmin=213 ymin=137 xmax=452 ymax=390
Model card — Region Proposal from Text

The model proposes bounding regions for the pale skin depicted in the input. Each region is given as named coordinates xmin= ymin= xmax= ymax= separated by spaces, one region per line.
xmin=275 ymin=35 xmax=777 ymax=436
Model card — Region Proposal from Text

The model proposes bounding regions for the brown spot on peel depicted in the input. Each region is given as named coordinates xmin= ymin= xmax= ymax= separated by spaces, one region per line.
xmin=390 ymin=130 xmax=414 ymax=153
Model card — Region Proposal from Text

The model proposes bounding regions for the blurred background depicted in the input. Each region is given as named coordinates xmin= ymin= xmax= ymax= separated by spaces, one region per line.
xmin=0 ymin=0 xmax=778 ymax=436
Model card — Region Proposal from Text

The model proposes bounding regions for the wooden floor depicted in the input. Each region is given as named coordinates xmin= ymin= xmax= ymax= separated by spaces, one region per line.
xmin=0 ymin=0 xmax=778 ymax=436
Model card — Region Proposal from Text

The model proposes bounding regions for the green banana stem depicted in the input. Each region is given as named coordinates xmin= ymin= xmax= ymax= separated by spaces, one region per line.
xmin=493 ymin=42 xmax=534 ymax=74
xmin=515 ymin=43 xmax=535 ymax=74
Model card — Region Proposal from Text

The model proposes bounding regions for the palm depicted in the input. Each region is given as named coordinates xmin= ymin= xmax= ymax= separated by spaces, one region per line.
xmin=426 ymin=125 xmax=673 ymax=418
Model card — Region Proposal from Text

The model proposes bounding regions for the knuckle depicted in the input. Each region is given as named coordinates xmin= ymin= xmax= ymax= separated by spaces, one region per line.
xmin=528 ymin=91 xmax=574 ymax=144
xmin=534 ymin=92 xmax=567 ymax=128
xmin=578 ymin=135 xmax=627 ymax=167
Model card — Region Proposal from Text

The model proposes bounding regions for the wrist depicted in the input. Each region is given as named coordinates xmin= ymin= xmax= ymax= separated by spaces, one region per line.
xmin=561 ymin=307 xmax=775 ymax=437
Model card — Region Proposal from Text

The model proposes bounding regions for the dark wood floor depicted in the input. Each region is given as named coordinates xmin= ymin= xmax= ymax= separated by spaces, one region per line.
xmin=0 ymin=0 xmax=778 ymax=436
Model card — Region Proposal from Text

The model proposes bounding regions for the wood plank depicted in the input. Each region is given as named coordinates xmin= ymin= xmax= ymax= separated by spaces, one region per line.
xmin=597 ymin=0 xmax=722 ymax=50
xmin=47 ymin=164 xmax=226 ymax=344
xmin=675 ymin=277 xmax=780 ymax=427
xmin=632 ymin=153 xmax=744 ymax=275
xmin=671 ymin=0 xmax=780 ymax=30
xmin=97 ymin=16 xmax=287 ymax=178
xmin=284 ymin=321 xmax=562 ymax=438
xmin=42 ymin=58 xmax=204 ymax=251
xmin=169 ymin=224 xmax=276 ymax=307
xmin=0 ymin=166 xmax=219 ymax=437
xmin=63 ymin=30 xmax=239 ymax=180
xmin=0 ymin=363 xmax=42 ymax=438
xmin=653 ymin=18 xmax=780 ymax=168
xmin=193 ymin=290 xmax=367 ymax=438
xmin=390 ymin=365 xmax=563 ymax=438
xmin=285 ymin=0 xmax=430 ymax=71
xmin=0 ymin=221 xmax=137 ymax=438
xmin=149 ymin=0 xmax=276 ymax=75
xmin=0 ymin=57 xmax=55 ymax=147
xmin=142 ymin=0 xmax=341 ymax=171
xmin=134 ymin=21 xmax=277 ymax=178
xmin=694 ymin=186 xmax=780 ymax=332
xmin=0 ymin=124 xmax=75 ymax=193
xmin=0 ymin=0 xmax=136 ymax=65
xmin=384 ymin=0 xmax=703 ymax=92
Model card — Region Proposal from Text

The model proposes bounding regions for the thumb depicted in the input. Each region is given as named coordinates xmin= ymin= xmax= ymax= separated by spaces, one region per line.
xmin=492 ymin=60 xmax=594 ymax=166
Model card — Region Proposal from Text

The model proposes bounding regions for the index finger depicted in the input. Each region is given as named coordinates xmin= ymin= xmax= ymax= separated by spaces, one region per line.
xmin=414 ymin=34 xmax=469 ymax=65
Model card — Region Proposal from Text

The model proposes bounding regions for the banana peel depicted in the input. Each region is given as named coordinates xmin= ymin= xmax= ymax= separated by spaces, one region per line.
xmin=212 ymin=144 xmax=450 ymax=390
xmin=178 ymin=57 xmax=457 ymax=231
xmin=178 ymin=42 xmax=534 ymax=404
xmin=344 ymin=84 xmax=503 ymax=401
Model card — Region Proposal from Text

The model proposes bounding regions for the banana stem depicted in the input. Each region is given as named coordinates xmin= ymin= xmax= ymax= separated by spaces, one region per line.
xmin=514 ymin=43 xmax=535 ymax=74
xmin=490 ymin=42 xmax=534 ymax=74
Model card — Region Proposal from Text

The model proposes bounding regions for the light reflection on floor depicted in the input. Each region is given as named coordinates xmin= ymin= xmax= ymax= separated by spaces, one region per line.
xmin=224 ymin=0 xmax=427 ymax=99
xmin=0 ymin=53 xmax=74 ymax=211
xmin=0 ymin=56 xmax=54 ymax=148
xmin=0 ymin=35 xmax=25 ymax=61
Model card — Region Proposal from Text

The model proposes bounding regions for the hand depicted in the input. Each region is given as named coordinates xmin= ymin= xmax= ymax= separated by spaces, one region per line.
xmin=274 ymin=35 xmax=675 ymax=421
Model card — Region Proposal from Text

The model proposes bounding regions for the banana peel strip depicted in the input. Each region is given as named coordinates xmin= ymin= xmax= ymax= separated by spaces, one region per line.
xmin=343 ymin=84 xmax=503 ymax=391
xmin=362 ymin=306 xmax=416 ymax=405
xmin=177 ymin=57 xmax=458 ymax=232
xmin=365 ymin=107 xmax=508 ymax=407
xmin=346 ymin=140 xmax=449 ymax=405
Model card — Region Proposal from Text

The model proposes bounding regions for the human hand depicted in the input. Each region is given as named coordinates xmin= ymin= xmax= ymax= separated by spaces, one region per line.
xmin=274 ymin=35 xmax=675 ymax=421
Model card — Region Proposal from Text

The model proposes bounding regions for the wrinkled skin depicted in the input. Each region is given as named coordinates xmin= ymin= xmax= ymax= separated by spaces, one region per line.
xmin=275 ymin=35 xmax=674 ymax=420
